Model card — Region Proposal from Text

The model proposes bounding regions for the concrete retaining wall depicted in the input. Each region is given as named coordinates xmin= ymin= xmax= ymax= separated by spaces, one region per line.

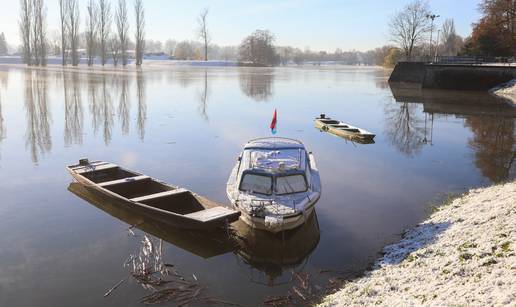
xmin=389 ymin=62 xmax=516 ymax=91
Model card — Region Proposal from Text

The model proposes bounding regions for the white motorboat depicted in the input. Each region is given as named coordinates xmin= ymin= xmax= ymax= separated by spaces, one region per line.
xmin=226 ymin=137 xmax=321 ymax=233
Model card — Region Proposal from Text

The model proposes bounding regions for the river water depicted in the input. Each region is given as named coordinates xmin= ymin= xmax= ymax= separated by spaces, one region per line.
xmin=0 ymin=65 xmax=514 ymax=306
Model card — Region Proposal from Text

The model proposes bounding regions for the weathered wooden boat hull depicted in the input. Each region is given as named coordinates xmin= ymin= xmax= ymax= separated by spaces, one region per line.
xmin=67 ymin=160 xmax=240 ymax=230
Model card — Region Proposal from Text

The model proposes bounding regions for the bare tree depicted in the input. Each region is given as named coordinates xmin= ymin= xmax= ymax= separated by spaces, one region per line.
xmin=30 ymin=0 xmax=40 ymax=65
xmin=19 ymin=0 xmax=33 ymax=65
xmin=197 ymin=7 xmax=210 ymax=61
xmin=85 ymin=0 xmax=98 ymax=66
xmin=30 ymin=0 xmax=46 ymax=66
xmin=110 ymin=34 xmax=120 ymax=66
xmin=58 ymin=0 xmax=68 ymax=65
xmin=67 ymin=0 xmax=80 ymax=66
xmin=98 ymin=0 xmax=111 ymax=66
xmin=389 ymin=0 xmax=431 ymax=59
xmin=440 ymin=19 xmax=463 ymax=56
xmin=134 ymin=0 xmax=145 ymax=66
xmin=35 ymin=0 xmax=47 ymax=66
xmin=116 ymin=0 xmax=129 ymax=65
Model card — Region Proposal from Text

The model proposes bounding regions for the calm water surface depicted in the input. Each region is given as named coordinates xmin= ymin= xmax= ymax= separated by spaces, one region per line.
xmin=0 ymin=65 xmax=514 ymax=306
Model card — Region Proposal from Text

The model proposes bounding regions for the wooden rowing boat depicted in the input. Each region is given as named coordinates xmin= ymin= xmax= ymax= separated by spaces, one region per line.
xmin=314 ymin=114 xmax=375 ymax=143
xmin=67 ymin=159 xmax=240 ymax=230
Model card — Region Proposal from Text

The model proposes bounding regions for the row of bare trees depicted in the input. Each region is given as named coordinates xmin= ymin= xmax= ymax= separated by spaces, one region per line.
xmin=20 ymin=0 xmax=144 ymax=67
xmin=19 ymin=0 xmax=47 ymax=66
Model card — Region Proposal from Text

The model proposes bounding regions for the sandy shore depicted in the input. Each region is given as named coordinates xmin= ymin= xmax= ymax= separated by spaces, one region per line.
xmin=320 ymin=181 xmax=515 ymax=306
xmin=491 ymin=79 xmax=516 ymax=105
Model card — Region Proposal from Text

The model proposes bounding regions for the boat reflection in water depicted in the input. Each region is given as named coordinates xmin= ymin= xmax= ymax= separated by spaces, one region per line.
xmin=231 ymin=212 xmax=320 ymax=286
xmin=68 ymin=182 xmax=235 ymax=258
xmin=68 ymin=182 xmax=320 ymax=286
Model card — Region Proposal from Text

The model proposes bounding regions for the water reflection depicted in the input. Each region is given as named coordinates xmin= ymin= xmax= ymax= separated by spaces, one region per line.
xmin=25 ymin=70 xmax=52 ymax=164
xmin=136 ymin=71 xmax=146 ymax=140
xmin=197 ymin=70 xmax=209 ymax=121
xmin=465 ymin=117 xmax=516 ymax=182
xmin=383 ymin=101 xmax=425 ymax=157
xmin=233 ymin=213 xmax=320 ymax=286
xmin=64 ymin=72 xmax=84 ymax=146
xmin=68 ymin=182 xmax=320 ymax=287
xmin=118 ymin=76 xmax=131 ymax=135
xmin=239 ymin=69 xmax=274 ymax=101
xmin=68 ymin=182 xmax=234 ymax=258
xmin=389 ymin=84 xmax=516 ymax=182
xmin=0 ymin=71 xmax=7 ymax=151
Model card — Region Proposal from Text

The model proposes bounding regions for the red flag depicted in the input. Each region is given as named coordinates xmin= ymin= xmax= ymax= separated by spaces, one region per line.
xmin=270 ymin=109 xmax=277 ymax=134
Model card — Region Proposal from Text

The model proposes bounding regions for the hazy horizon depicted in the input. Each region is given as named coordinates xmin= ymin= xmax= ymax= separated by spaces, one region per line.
xmin=0 ymin=0 xmax=482 ymax=52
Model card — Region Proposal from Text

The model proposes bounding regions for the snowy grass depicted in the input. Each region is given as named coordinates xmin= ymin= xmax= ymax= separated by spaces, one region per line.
xmin=320 ymin=181 xmax=516 ymax=306
xmin=491 ymin=79 xmax=516 ymax=105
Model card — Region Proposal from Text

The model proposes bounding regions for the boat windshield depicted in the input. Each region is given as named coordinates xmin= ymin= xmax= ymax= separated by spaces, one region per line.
xmin=275 ymin=174 xmax=308 ymax=195
xmin=239 ymin=173 xmax=272 ymax=195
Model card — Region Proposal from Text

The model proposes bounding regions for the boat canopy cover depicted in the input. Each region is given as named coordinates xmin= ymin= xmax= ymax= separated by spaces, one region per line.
xmin=244 ymin=137 xmax=305 ymax=150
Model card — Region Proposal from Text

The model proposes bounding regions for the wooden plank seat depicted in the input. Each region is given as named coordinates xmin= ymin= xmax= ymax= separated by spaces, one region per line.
xmin=131 ymin=188 xmax=189 ymax=202
xmin=184 ymin=207 xmax=238 ymax=222
xmin=74 ymin=163 xmax=118 ymax=174
xmin=98 ymin=175 xmax=150 ymax=187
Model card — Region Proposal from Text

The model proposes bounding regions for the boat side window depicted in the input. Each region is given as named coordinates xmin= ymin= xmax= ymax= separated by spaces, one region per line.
xmin=239 ymin=173 xmax=272 ymax=195
xmin=275 ymin=174 xmax=308 ymax=195
xmin=305 ymin=157 xmax=311 ymax=187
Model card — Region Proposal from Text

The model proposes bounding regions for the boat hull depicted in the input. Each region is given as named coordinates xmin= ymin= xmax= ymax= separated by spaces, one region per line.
xmin=237 ymin=205 xmax=316 ymax=233
xmin=315 ymin=119 xmax=375 ymax=142
xmin=67 ymin=164 xmax=239 ymax=230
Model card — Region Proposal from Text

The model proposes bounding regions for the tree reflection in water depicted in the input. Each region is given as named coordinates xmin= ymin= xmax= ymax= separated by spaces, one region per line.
xmin=239 ymin=69 xmax=274 ymax=102
xmin=383 ymin=101 xmax=425 ymax=157
xmin=465 ymin=116 xmax=516 ymax=183
xmin=136 ymin=70 xmax=146 ymax=140
xmin=197 ymin=70 xmax=209 ymax=121
xmin=24 ymin=70 xmax=52 ymax=164
xmin=118 ymin=75 xmax=130 ymax=135
xmin=64 ymin=72 xmax=83 ymax=146
xmin=0 ymin=71 xmax=7 ymax=150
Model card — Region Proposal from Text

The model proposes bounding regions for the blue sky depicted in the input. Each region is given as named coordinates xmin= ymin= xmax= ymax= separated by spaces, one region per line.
xmin=0 ymin=0 xmax=482 ymax=51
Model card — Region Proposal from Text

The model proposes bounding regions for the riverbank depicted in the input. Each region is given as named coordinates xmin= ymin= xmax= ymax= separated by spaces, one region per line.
xmin=491 ymin=79 xmax=516 ymax=105
xmin=320 ymin=181 xmax=515 ymax=306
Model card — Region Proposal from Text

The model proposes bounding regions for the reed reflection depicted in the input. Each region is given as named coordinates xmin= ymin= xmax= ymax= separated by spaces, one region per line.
xmin=239 ymin=69 xmax=274 ymax=102
xmin=24 ymin=70 xmax=52 ymax=164
xmin=64 ymin=72 xmax=83 ymax=146
xmin=465 ymin=116 xmax=516 ymax=183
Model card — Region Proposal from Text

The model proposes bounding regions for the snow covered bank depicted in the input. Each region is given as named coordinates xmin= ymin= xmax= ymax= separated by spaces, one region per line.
xmin=491 ymin=79 xmax=516 ymax=105
xmin=321 ymin=181 xmax=515 ymax=306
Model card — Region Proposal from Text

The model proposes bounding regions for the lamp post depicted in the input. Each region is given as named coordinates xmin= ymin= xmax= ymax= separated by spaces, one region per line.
xmin=426 ymin=14 xmax=440 ymax=61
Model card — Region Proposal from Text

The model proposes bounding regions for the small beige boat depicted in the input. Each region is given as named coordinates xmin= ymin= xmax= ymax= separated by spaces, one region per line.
xmin=67 ymin=159 xmax=240 ymax=230
xmin=315 ymin=114 xmax=375 ymax=143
